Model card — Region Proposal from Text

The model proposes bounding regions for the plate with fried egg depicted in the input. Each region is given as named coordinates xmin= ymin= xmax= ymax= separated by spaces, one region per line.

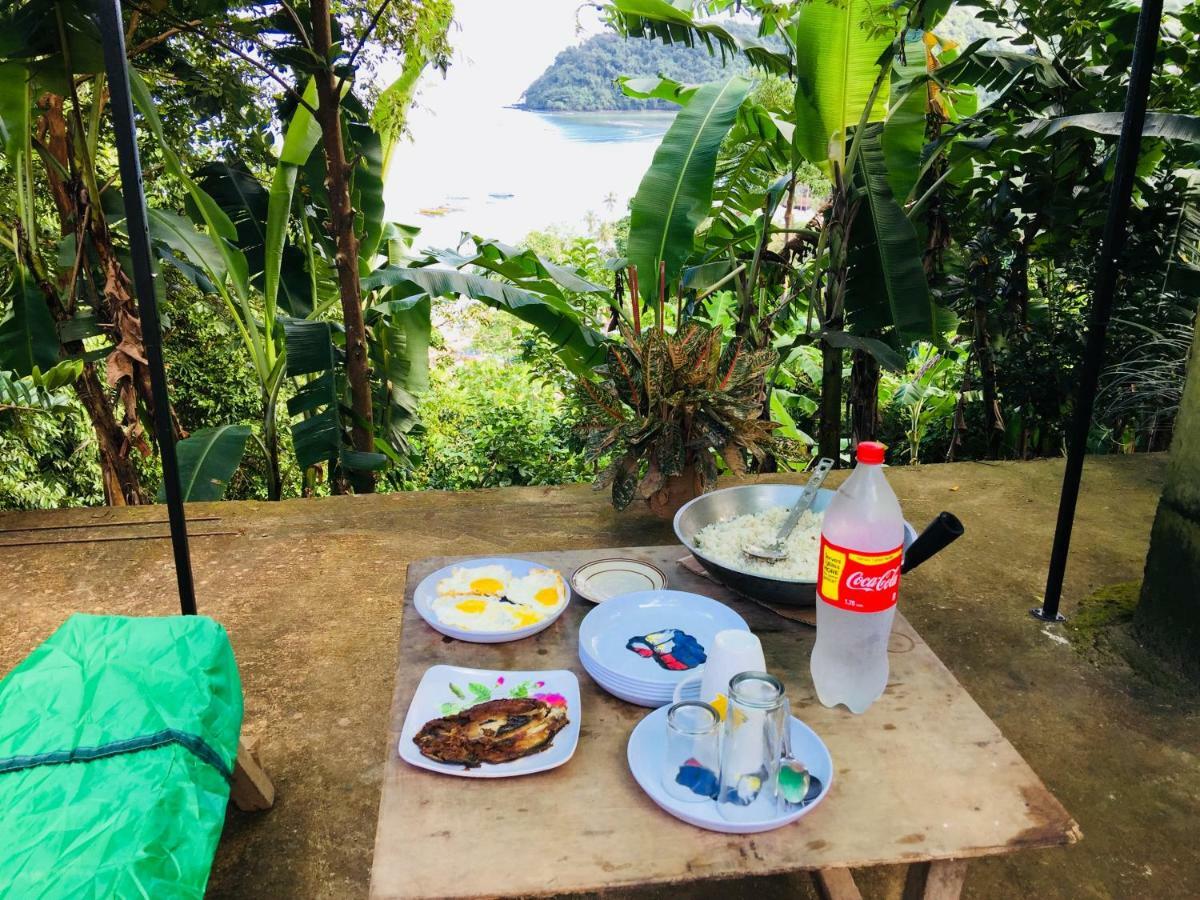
xmin=413 ymin=557 xmax=572 ymax=643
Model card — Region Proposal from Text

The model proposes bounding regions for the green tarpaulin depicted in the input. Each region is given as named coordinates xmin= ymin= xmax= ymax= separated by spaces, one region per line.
xmin=0 ymin=614 xmax=243 ymax=898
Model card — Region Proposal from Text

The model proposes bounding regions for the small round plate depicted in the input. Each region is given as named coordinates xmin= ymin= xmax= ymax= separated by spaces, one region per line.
xmin=570 ymin=558 xmax=667 ymax=604
xmin=627 ymin=704 xmax=833 ymax=833
xmin=413 ymin=557 xmax=570 ymax=644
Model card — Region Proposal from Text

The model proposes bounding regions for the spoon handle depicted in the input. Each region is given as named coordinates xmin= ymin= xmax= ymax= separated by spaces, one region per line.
xmin=774 ymin=457 xmax=834 ymax=546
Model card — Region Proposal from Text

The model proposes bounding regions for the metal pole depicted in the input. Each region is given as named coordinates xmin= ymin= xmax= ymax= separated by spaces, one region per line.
xmin=95 ymin=0 xmax=198 ymax=615
xmin=1035 ymin=0 xmax=1164 ymax=622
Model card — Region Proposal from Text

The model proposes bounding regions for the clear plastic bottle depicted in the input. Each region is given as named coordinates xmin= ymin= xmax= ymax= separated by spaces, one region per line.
xmin=810 ymin=441 xmax=904 ymax=714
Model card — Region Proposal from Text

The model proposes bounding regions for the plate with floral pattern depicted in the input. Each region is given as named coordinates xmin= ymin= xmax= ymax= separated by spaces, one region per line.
xmin=398 ymin=665 xmax=581 ymax=778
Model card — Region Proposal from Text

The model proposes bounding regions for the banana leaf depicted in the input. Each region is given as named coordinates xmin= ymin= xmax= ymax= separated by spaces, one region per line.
xmin=605 ymin=0 xmax=792 ymax=75
xmin=128 ymin=71 xmax=249 ymax=299
xmin=849 ymin=124 xmax=937 ymax=343
xmin=628 ymin=76 xmax=751 ymax=304
xmin=0 ymin=277 xmax=58 ymax=376
xmin=368 ymin=295 xmax=430 ymax=455
xmin=162 ymin=425 xmax=252 ymax=502
xmin=1020 ymin=112 xmax=1200 ymax=144
xmin=430 ymin=237 xmax=607 ymax=297
xmin=791 ymin=0 xmax=892 ymax=169
xmin=363 ymin=266 xmax=607 ymax=374
xmin=883 ymin=35 xmax=929 ymax=205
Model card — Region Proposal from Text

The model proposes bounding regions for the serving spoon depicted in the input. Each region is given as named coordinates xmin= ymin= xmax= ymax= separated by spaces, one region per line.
xmin=742 ymin=457 xmax=835 ymax=562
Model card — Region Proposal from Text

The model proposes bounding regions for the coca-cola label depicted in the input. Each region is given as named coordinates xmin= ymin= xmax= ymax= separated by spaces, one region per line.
xmin=817 ymin=537 xmax=902 ymax=613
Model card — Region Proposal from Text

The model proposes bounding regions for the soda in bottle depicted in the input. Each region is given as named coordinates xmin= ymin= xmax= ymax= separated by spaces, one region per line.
xmin=810 ymin=441 xmax=904 ymax=713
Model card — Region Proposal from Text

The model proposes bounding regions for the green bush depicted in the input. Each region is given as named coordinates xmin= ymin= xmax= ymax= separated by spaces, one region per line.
xmin=392 ymin=358 xmax=591 ymax=491
xmin=0 ymin=401 xmax=104 ymax=509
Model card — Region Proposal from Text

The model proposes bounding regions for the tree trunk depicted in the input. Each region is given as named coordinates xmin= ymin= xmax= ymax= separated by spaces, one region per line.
xmin=74 ymin=363 xmax=144 ymax=504
xmin=1135 ymin=316 xmax=1200 ymax=683
xmin=818 ymin=336 xmax=843 ymax=461
xmin=972 ymin=299 xmax=1004 ymax=457
xmin=848 ymin=348 xmax=881 ymax=448
xmin=311 ymin=0 xmax=376 ymax=491
xmin=35 ymin=91 xmax=152 ymax=503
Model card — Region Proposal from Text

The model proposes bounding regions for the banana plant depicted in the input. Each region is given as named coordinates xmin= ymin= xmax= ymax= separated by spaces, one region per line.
xmin=133 ymin=69 xmax=292 ymax=500
xmin=602 ymin=0 xmax=957 ymax=460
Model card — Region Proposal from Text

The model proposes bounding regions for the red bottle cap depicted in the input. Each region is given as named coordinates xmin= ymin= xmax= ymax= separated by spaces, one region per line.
xmin=856 ymin=441 xmax=886 ymax=465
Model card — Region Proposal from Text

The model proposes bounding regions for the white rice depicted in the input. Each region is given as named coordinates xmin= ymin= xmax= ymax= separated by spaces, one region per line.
xmin=693 ymin=505 xmax=825 ymax=582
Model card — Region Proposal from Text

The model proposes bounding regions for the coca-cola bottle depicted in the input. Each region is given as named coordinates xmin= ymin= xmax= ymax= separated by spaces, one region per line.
xmin=810 ymin=441 xmax=903 ymax=714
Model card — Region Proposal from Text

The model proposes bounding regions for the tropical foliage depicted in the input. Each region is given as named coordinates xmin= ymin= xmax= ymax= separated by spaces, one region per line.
xmin=1 ymin=0 xmax=1197 ymax=512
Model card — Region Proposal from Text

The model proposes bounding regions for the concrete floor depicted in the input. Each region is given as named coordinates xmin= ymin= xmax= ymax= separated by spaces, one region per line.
xmin=0 ymin=455 xmax=1196 ymax=899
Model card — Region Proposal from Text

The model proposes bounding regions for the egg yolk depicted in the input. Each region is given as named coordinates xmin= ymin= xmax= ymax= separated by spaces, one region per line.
xmin=469 ymin=577 xmax=505 ymax=594
xmin=514 ymin=610 xmax=542 ymax=627
xmin=534 ymin=586 xmax=560 ymax=606
xmin=455 ymin=599 xmax=487 ymax=614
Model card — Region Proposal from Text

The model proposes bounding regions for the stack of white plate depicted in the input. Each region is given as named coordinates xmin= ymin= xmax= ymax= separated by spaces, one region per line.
xmin=577 ymin=590 xmax=750 ymax=707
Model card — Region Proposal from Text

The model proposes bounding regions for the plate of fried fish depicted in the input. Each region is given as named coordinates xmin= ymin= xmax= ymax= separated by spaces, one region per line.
xmin=413 ymin=558 xmax=571 ymax=643
xmin=398 ymin=665 xmax=581 ymax=778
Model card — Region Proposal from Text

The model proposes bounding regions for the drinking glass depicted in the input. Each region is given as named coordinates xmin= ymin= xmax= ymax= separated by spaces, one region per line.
xmin=663 ymin=700 xmax=720 ymax=803
xmin=716 ymin=671 xmax=788 ymax=822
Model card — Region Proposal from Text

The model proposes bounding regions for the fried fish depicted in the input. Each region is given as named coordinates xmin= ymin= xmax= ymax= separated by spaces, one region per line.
xmin=413 ymin=697 xmax=569 ymax=768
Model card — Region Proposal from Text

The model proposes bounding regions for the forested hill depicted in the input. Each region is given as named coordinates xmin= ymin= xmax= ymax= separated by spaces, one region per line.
xmin=519 ymin=33 xmax=749 ymax=111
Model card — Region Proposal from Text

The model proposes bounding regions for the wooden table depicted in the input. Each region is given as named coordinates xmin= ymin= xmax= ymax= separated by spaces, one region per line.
xmin=369 ymin=546 xmax=1079 ymax=899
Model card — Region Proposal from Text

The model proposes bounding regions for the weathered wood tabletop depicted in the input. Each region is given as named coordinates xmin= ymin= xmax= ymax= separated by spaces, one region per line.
xmin=369 ymin=546 xmax=1079 ymax=900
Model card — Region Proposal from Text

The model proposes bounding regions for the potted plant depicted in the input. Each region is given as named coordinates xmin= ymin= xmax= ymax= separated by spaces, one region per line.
xmin=576 ymin=279 xmax=797 ymax=518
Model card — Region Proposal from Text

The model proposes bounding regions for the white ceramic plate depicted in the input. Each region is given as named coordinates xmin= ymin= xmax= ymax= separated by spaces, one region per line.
xmin=577 ymin=590 xmax=749 ymax=687
xmin=578 ymin=646 xmax=700 ymax=707
xmin=413 ymin=557 xmax=570 ymax=644
xmin=398 ymin=665 xmax=581 ymax=778
xmin=570 ymin=558 xmax=667 ymax=604
xmin=627 ymin=704 xmax=833 ymax=833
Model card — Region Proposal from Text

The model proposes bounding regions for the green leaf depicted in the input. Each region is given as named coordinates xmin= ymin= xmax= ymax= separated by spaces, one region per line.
xmin=791 ymin=0 xmax=893 ymax=168
xmin=849 ymin=124 xmax=935 ymax=343
xmin=345 ymin=96 xmax=387 ymax=265
xmin=162 ymin=424 xmax=252 ymax=502
xmin=1021 ymin=112 xmax=1200 ymax=144
xmin=0 ymin=61 xmax=29 ymax=163
xmin=148 ymin=208 xmax=229 ymax=288
xmin=369 ymin=295 xmax=431 ymax=455
xmin=129 ymin=70 xmax=248 ymax=298
xmin=819 ymin=330 xmax=905 ymax=373
xmin=363 ymin=266 xmax=607 ymax=374
xmin=0 ymin=278 xmax=58 ymax=376
xmin=433 ymin=237 xmax=608 ymax=296
xmin=618 ymin=74 xmax=697 ymax=105
xmin=882 ymin=35 xmax=928 ymax=204
xmin=628 ymin=76 xmax=751 ymax=303
xmin=606 ymin=0 xmax=793 ymax=75
xmin=266 ymin=79 xmax=323 ymax=321
xmin=280 ymin=79 xmax=322 ymax=166
xmin=468 ymin=682 xmax=492 ymax=702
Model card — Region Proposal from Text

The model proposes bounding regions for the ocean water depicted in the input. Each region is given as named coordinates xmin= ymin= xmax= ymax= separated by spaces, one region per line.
xmin=384 ymin=107 xmax=674 ymax=252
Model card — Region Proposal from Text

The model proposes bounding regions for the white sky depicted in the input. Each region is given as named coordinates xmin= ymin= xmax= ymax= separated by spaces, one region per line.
xmin=394 ymin=0 xmax=607 ymax=118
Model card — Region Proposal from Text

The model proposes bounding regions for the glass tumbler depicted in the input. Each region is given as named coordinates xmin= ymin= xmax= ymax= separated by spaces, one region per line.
xmin=663 ymin=700 xmax=721 ymax=803
xmin=716 ymin=672 xmax=788 ymax=822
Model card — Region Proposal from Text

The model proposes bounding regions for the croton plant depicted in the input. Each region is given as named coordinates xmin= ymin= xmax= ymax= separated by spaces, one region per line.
xmin=576 ymin=319 xmax=797 ymax=514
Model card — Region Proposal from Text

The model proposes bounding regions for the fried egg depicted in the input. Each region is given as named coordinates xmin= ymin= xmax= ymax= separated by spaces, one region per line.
xmin=431 ymin=594 xmax=542 ymax=632
xmin=436 ymin=564 xmax=512 ymax=597
xmin=507 ymin=569 xmax=567 ymax=610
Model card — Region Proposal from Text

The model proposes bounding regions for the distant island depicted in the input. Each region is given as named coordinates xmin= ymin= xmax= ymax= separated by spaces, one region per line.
xmin=519 ymin=33 xmax=751 ymax=112
xmin=521 ymin=11 xmax=999 ymax=113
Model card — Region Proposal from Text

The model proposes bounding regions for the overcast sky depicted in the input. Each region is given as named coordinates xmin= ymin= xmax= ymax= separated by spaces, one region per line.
xmin=397 ymin=0 xmax=606 ymax=120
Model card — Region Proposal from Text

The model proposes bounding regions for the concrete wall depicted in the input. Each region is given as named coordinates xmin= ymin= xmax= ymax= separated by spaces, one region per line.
xmin=1136 ymin=317 xmax=1200 ymax=681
